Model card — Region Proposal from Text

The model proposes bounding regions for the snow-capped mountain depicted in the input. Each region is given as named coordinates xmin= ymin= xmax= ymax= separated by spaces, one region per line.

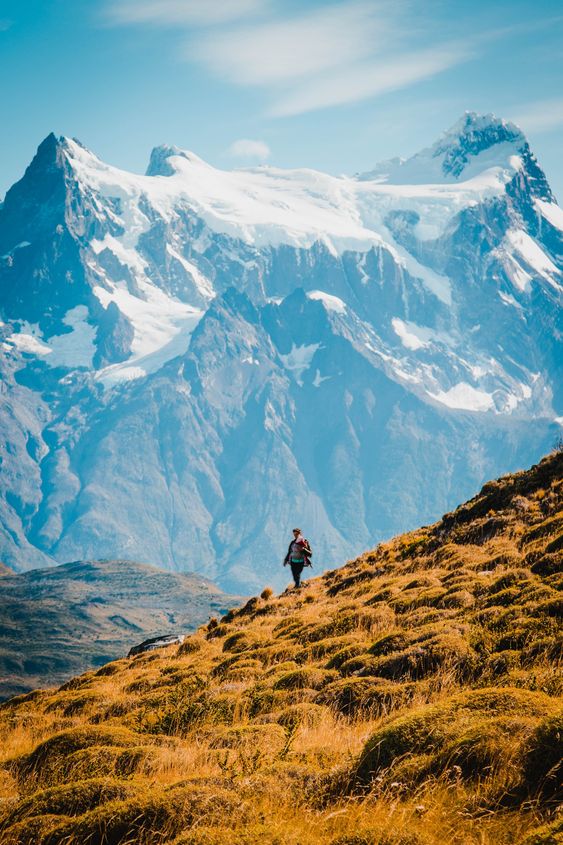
xmin=0 ymin=112 xmax=561 ymax=590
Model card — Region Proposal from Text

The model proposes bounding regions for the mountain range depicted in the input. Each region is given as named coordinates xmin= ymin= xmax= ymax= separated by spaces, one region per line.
xmin=0 ymin=111 xmax=561 ymax=591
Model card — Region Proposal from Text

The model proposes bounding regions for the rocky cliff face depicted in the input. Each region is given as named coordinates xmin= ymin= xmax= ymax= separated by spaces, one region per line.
xmin=0 ymin=112 xmax=561 ymax=590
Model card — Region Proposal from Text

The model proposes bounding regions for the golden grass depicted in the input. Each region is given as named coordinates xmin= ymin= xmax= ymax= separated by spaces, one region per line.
xmin=0 ymin=451 xmax=561 ymax=844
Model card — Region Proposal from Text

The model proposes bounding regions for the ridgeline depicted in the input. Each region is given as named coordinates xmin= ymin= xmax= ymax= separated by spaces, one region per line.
xmin=0 ymin=452 xmax=561 ymax=844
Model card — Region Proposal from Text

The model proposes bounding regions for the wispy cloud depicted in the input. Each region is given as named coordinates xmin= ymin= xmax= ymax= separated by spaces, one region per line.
xmin=227 ymin=139 xmax=271 ymax=161
xmin=0 ymin=19 xmax=12 ymax=32
xmin=105 ymin=0 xmax=477 ymax=117
xmin=190 ymin=2 xmax=394 ymax=86
xmin=511 ymin=97 xmax=563 ymax=134
xmin=269 ymin=43 xmax=473 ymax=117
xmin=107 ymin=0 xmax=270 ymax=27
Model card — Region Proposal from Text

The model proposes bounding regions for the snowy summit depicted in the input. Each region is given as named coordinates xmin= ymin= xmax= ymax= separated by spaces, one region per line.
xmin=0 ymin=113 xmax=561 ymax=588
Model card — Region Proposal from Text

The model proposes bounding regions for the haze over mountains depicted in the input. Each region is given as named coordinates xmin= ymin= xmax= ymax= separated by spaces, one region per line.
xmin=0 ymin=112 xmax=561 ymax=591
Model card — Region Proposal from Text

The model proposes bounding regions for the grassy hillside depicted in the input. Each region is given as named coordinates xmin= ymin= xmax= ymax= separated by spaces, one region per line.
xmin=0 ymin=453 xmax=561 ymax=845
xmin=0 ymin=559 xmax=239 ymax=699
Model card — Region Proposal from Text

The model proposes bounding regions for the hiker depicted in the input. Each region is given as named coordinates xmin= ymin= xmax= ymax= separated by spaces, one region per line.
xmin=283 ymin=527 xmax=312 ymax=588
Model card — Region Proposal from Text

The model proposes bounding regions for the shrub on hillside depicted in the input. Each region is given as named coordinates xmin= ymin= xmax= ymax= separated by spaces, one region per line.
xmin=273 ymin=667 xmax=336 ymax=691
xmin=275 ymin=702 xmax=327 ymax=730
xmin=353 ymin=687 xmax=557 ymax=790
xmin=521 ymin=712 xmax=563 ymax=800
xmin=208 ymin=724 xmax=286 ymax=756
xmin=0 ymin=778 xmax=140 ymax=830
xmin=3 ymin=783 xmax=240 ymax=845
xmin=171 ymin=825 xmax=284 ymax=845
xmin=178 ymin=637 xmax=202 ymax=655
xmin=529 ymin=552 xmax=562 ymax=576
xmin=325 ymin=643 xmax=368 ymax=669
xmin=316 ymin=677 xmax=416 ymax=718
xmin=9 ymin=726 xmax=139 ymax=785
xmin=367 ymin=633 xmax=478 ymax=682
xmin=519 ymin=817 xmax=563 ymax=845
xmin=222 ymin=631 xmax=265 ymax=654
xmin=304 ymin=634 xmax=368 ymax=662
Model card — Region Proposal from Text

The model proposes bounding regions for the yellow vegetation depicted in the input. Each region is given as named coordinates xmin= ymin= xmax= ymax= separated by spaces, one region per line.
xmin=0 ymin=451 xmax=562 ymax=844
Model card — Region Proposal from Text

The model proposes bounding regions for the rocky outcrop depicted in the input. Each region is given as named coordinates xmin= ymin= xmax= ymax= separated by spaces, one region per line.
xmin=128 ymin=634 xmax=186 ymax=657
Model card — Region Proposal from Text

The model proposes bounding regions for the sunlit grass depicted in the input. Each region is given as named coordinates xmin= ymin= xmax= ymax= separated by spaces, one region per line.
xmin=0 ymin=451 xmax=561 ymax=844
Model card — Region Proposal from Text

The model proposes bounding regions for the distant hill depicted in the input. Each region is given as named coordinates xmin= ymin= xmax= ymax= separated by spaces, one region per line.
xmin=0 ymin=452 xmax=560 ymax=845
xmin=0 ymin=562 xmax=12 ymax=576
xmin=0 ymin=559 xmax=240 ymax=699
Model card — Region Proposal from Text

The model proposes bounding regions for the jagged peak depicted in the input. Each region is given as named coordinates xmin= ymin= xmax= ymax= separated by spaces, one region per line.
xmin=204 ymin=285 xmax=259 ymax=324
xmin=146 ymin=144 xmax=205 ymax=177
xmin=34 ymin=133 xmax=96 ymax=161
xmin=26 ymin=132 xmax=67 ymax=171
xmin=358 ymin=111 xmax=530 ymax=185
xmin=440 ymin=111 xmax=524 ymax=145
xmin=5 ymin=134 xmax=103 ymax=194
xmin=433 ymin=111 xmax=526 ymax=177
xmin=0 ymin=134 xmax=77 ymax=214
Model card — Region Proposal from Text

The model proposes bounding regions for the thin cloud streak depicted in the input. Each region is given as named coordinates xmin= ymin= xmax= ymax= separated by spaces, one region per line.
xmin=107 ymin=0 xmax=270 ymax=27
xmin=103 ymin=0 xmax=488 ymax=118
xmin=511 ymin=97 xmax=563 ymax=134
xmin=268 ymin=43 xmax=474 ymax=117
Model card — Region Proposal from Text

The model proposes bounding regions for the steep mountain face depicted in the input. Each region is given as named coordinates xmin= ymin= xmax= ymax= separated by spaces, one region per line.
xmin=0 ymin=559 xmax=239 ymax=699
xmin=0 ymin=112 xmax=561 ymax=590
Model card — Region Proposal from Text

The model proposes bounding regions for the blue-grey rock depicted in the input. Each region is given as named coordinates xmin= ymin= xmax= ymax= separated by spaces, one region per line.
xmin=0 ymin=112 xmax=560 ymax=592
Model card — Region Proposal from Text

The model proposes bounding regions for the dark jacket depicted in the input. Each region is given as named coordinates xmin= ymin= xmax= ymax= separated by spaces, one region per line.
xmin=284 ymin=538 xmax=312 ymax=566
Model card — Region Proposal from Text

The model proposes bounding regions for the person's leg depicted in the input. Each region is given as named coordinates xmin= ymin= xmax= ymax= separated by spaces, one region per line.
xmin=290 ymin=562 xmax=304 ymax=587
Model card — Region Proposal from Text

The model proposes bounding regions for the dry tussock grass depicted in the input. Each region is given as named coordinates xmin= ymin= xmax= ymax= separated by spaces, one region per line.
xmin=0 ymin=452 xmax=561 ymax=844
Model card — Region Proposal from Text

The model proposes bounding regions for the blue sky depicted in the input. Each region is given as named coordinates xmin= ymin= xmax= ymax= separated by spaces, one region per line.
xmin=1 ymin=0 xmax=563 ymax=198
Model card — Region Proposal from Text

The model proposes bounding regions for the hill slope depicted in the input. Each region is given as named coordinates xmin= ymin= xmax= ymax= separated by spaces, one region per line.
xmin=0 ymin=452 xmax=561 ymax=845
xmin=0 ymin=559 xmax=239 ymax=700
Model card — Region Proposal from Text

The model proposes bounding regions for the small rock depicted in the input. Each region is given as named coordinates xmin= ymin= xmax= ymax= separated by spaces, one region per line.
xmin=128 ymin=634 xmax=185 ymax=657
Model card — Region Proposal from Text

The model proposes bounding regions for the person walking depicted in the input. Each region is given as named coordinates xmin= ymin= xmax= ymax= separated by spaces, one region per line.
xmin=283 ymin=528 xmax=312 ymax=588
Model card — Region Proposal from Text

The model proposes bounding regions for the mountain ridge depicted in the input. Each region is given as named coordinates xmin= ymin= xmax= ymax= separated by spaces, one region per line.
xmin=0 ymin=112 xmax=561 ymax=588
xmin=357 ymin=111 xmax=553 ymax=197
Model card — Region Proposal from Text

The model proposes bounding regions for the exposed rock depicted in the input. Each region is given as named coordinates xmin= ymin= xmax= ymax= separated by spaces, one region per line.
xmin=128 ymin=634 xmax=186 ymax=657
